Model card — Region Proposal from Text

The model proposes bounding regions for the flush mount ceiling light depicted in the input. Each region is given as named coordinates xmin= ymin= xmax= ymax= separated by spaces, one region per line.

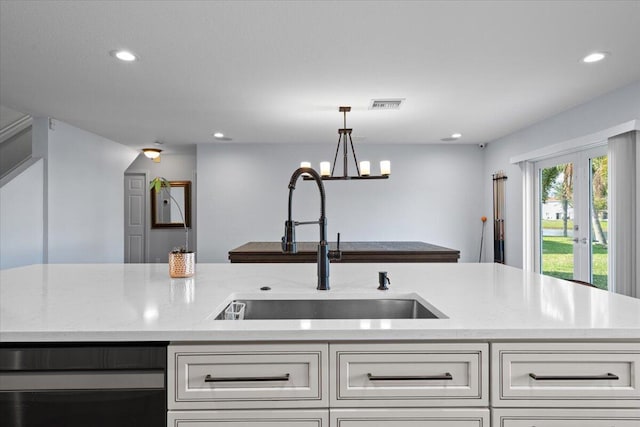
xmin=582 ymin=52 xmax=608 ymax=63
xmin=302 ymin=106 xmax=390 ymax=181
xmin=111 ymin=50 xmax=138 ymax=62
xmin=142 ymin=148 xmax=162 ymax=163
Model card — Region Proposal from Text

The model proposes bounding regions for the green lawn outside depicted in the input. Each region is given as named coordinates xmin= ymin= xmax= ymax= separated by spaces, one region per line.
xmin=542 ymin=219 xmax=608 ymax=232
xmin=542 ymin=236 xmax=608 ymax=289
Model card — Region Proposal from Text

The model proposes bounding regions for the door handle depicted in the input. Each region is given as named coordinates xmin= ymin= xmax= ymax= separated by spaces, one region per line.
xmin=529 ymin=372 xmax=619 ymax=381
xmin=367 ymin=372 xmax=453 ymax=381
xmin=204 ymin=373 xmax=290 ymax=382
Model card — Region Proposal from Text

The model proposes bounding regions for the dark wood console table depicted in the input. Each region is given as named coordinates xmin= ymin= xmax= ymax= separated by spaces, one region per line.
xmin=228 ymin=241 xmax=460 ymax=263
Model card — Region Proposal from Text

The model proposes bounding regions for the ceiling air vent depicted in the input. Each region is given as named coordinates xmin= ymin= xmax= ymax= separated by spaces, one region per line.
xmin=369 ymin=99 xmax=405 ymax=110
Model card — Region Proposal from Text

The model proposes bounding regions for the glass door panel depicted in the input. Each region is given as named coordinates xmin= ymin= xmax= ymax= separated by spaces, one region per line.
xmin=540 ymin=161 xmax=575 ymax=281
xmin=589 ymin=154 xmax=608 ymax=289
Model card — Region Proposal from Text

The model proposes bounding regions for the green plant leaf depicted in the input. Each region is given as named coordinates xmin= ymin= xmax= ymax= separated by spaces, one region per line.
xmin=149 ymin=176 xmax=170 ymax=193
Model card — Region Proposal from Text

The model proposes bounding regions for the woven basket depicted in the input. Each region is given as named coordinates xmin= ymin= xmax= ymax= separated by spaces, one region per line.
xmin=169 ymin=252 xmax=195 ymax=278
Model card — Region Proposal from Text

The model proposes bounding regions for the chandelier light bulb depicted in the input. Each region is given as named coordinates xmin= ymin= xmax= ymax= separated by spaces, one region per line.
xmin=320 ymin=161 xmax=331 ymax=177
xmin=380 ymin=160 xmax=391 ymax=176
xmin=360 ymin=161 xmax=371 ymax=176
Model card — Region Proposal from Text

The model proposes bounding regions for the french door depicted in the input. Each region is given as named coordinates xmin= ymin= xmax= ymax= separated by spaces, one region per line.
xmin=534 ymin=146 xmax=608 ymax=289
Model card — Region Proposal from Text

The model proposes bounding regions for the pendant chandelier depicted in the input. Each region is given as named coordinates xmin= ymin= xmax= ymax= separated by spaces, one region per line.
xmin=302 ymin=106 xmax=390 ymax=180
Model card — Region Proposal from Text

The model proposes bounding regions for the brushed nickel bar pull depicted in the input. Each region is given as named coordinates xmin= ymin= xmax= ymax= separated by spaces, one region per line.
xmin=367 ymin=372 xmax=453 ymax=381
xmin=529 ymin=372 xmax=619 ymax=381
xmin=204 ymin=373 xmax=290 ymax=383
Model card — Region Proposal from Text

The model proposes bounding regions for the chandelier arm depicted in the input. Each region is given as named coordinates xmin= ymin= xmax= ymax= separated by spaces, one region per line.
xmin=348 ymin=132 xmax=361 ymax=176
xmin=331 ymin=134 xmax=341 ymax=177
xmin=342 ymin=132 xmax=349 ymax=178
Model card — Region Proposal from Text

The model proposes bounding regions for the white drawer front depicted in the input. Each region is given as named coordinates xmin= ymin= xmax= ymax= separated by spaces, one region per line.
xmin=331 ymin=408 xmax=490 ymax=426
xmin=492 ymin=342 xmax=640 ymax=407
xmin=168 ymin=409 xmax=328 ymax=426
xmin=169 ymin=344 xmax=328 ymax=409
xmin=331 ymin=343 xmax=488 ymax=407
xmin=492 ymin=408 xmax=640 ymax=427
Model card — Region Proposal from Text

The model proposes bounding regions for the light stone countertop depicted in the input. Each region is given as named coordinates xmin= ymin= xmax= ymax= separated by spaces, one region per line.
xmin=1 ymin=263 xmax=639 ymax=342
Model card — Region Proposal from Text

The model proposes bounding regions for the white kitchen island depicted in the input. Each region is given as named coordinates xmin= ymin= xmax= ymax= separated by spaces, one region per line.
xmin=1 ymin=262 xmax=639 ymax=426
xmin=2 ymin=262 xmax=639 ymax=342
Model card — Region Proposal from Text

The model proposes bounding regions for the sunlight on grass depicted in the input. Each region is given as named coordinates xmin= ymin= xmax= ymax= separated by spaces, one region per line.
xmin=542 ymin=236 xmax=608 ymax=289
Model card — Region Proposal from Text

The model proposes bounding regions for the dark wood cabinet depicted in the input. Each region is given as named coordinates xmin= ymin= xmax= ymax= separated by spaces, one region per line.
xmin=229 ymin=241 xmax=459 ymax=263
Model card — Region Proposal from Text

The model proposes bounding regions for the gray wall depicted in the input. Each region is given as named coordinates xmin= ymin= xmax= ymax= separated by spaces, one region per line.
xmin=126 ymin=152 xmax=197 ymax=262
xmin=482 ymin=80 xmax=640 ymax=268
xmin=197 ymin=142 xmax=485 ymax=263
xmin=0 ymin=158 xmax=43 ymax=269
xmin=35 ymin=117 xmax=139 ymax=263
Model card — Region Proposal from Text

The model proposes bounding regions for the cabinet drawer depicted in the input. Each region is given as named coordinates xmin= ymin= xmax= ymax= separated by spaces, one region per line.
xmin=168 ymin=344 xmax=328 ymax=409
xmin=491 ymin=342 xmax=640 ymax=407
xmin=492 ymin=408 xmax=640 ymax=427
xmin=168 ymin=409 xmax=328 ymax=426
xmin=331 ymin=343 xmax=488 ymax=407
xmin=332 ymin=408 xmax=490 ymax=426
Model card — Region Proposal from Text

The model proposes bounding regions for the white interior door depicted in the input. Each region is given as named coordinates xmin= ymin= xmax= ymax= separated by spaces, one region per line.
xmin=535 ymin=147 xmax=608 ymax=289
xmin=124 ymin=173 xmax=147 ymax=263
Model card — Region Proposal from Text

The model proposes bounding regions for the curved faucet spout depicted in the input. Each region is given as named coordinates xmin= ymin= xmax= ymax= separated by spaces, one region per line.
xmin=287 ymin=167 xmax=326 ymax=221
xmin=282 ymin=167 xmax=333 ymax=290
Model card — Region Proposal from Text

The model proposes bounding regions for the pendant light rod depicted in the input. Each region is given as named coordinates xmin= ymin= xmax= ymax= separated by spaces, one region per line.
xmin=331 ymin=106 xmax=361 ymax=178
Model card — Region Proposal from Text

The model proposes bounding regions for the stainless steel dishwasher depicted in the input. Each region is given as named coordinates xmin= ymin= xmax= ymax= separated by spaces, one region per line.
xmin=0 ymin=343 xmax=167 ymax=427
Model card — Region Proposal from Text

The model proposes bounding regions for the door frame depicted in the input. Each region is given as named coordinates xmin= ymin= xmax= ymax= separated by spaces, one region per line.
xmin=532 ymin=146 xmax=607 ymax=283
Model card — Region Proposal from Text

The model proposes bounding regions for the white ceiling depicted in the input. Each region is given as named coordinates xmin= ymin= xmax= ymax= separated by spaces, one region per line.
xmin=1 ymin=0 xmax=639 ymax=150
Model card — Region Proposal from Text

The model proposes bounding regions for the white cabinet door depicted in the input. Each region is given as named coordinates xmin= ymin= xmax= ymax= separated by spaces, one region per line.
xmin=331 ymin=408 xmax=490 ymax=426
xmin=492 ymin=342 xmax=640 ymax=408
xmin=168 ymin=409 xmax=328 ymax=426
xmin=124 ymin=173 xmax=146 ymax=263
xmin=331 ymin=343 xmax=488 ymax=407
xmin=492 ymin=408 xmax=640 ymax=427
xmin=169 ymin=343 xmax=328 ymax=409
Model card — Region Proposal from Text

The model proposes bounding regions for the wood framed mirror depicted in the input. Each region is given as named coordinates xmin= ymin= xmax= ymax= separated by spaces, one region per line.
xmin=151 ymin=180 xmax=192 ymax=228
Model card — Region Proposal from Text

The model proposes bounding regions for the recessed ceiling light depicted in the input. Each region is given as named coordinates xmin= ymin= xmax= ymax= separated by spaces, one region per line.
xmin=111 ymin=50 xmax=138 ymax=62
xmin=451 ymin=133 xmax=462 ymax=139
xmin=213 ymin=132 xmax=224 ymax=138
xmin=582 ymin=52 xmax=608 ymax=63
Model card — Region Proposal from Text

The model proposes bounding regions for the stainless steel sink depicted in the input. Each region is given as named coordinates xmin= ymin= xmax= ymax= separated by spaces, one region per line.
xmin=215 ymin=298 xmax=440 ymax=320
